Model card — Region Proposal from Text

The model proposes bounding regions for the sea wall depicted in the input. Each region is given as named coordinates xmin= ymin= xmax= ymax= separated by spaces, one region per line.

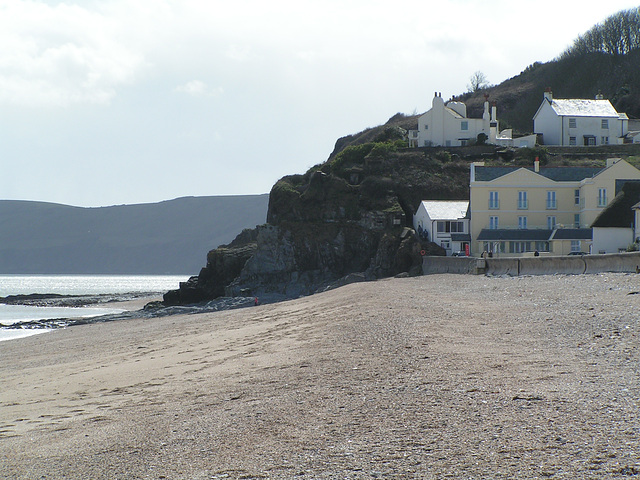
xmin=423 ymin=252 xmax=640 ymax=276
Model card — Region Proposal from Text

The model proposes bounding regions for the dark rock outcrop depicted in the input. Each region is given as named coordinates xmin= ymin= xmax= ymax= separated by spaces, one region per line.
xmin=163 ymin=143 xmax=463 ymax=305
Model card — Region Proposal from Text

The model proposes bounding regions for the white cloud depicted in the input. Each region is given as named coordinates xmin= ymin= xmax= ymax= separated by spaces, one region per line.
xmin=0 ymin=0 xmax=147 ymax=106
xmin=174 ymin=80 xmax=224 ymax=98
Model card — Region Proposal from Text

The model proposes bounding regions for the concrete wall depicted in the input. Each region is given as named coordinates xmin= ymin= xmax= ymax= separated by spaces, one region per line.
xmin=424 ymin=252 xmax=640 ymax=276
xmin=422 ymin=256 xmax=478 ymax=274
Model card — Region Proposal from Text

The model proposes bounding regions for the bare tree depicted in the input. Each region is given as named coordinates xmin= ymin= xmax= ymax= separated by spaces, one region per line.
xmin=467 ymin=71 xmax=490 ymax=92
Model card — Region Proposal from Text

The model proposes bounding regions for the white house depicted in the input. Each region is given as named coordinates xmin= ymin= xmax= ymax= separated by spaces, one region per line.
xmin=533 ymin=89 xmax=629 ymax=146
xmin=408 ymin=92 xmax=536 ymax=148
xmin=413 ymin=200 xmax=470 ymax=255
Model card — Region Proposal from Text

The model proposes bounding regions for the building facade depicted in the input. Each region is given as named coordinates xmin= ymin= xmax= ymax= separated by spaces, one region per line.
xmin=413 ymin=200 xmax=470 ymax=255
xmin=408 ymin=92 xmax=536 ymax=148
xmin=533 ymin=89 xmax=629 ymax=146
xmin=469 ymin=158 xmax=640 ymax=256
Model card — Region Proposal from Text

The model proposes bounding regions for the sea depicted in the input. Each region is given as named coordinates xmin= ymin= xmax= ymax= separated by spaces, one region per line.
xmin=0 ymin=275 xmax=188 ymax=342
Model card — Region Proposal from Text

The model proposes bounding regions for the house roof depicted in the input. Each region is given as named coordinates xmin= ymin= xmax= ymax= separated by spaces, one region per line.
xmin=477 ymin=228 xmax=593 ymax=241
xmin=550 ymin=99 xmax=619 ymax=118
xmin=550 ymin=228 xmax=593 ymax=240
xmin=473 ymin=166 xmax=604 ymax=182
xmin=591 ymin=182 xmax=640 ymax=228
xmin=444 ymin=107 xmax=464 ymax=119
xmin=451 ymin=233 xmax=471 ymax=242
xmin=477 ymin=229 xmax=553 ymax=241
xmin=419 ymin=200 xmax=469 ymax=220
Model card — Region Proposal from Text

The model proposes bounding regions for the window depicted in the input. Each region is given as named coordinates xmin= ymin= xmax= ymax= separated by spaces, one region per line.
xmin=571 ymin=240 xmax=581 ymax=252
xmin=598 ymin=188 xmax=607 ymax=207
xmin=586 ymin=136 xmax=596 ymax=146
xmin=601 ymin=136 xmax=609 ymax=144
xmin=574 ymin=189 xmax=580 ymax=205
xmin=518 ymin=191 xmax=528 ymax=209
xmin=441 ymin=241 xmax=450 ymax=250
xmin=569 ymin=118 xmax=577 ymax=128
xmin=546 ymin=191 xmax=557 ymax=209
xmin=460 ymin=139 xmax=469 ymax=146
xmin=424 ymin=124 xmax=429 ymax=130
xmin=483 ymin=241 xmax=505 ymax=254
xmin=437 ymin=221 xmax=465 ymax=233
xmin=489 ymin=191 xmax=499 ymax=209
xmin=535 ymin=241 xmax=550 ymax=252
xmin=547 ymin=216 xmax=556 ymax=229
xmin=601 ymin=119 xmax=609 ymax=129
xmin=569 ymin=136 xmax=577 ymax=146
xmin=489 ymin=216 xmax=499 ymax=230
xmin=461 ymin=121 xmax=468 ymax=131
xmin=510 ymin=241 xmax=531 ymax=253
xmin=574 ymin=214 xmax=580 ymax=228
xmin=518 ymin=216 xmax=528 ymax=229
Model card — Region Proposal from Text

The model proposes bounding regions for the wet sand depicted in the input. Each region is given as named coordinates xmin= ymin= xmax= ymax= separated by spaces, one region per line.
xmin=1 ymin=273 xmax=639 ymax=479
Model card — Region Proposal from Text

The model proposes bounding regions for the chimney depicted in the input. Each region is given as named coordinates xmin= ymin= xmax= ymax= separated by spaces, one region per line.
xmin=534 ymin=157 xmax=540 ymax=173
xmin=544 ymin=87 xmax=553 ymax=102
xmin=595 ymin=92 xmax=604 ymax=100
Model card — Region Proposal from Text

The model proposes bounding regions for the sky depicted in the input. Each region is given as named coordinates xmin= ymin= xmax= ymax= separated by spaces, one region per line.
xmin=1 ymin=0 xmax=639 ymax=207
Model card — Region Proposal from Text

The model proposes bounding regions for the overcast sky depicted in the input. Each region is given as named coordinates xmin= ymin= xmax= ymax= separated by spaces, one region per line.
xmin=1 ymin=0 xmax=638 ymax=207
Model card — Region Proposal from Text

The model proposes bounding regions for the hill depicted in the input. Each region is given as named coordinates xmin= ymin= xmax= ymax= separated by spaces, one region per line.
xmin=329 ymin=49 xmax=640 ymax=154
xmin=0 ymin=195 xmax=269 ymax=274
xmin=456 ymin=49 xmax=640 ymax=135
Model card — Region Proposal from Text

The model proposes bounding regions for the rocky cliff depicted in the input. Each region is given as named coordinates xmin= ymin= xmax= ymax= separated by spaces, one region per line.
xmin=164 ymin=135 xmax=474 ymax=305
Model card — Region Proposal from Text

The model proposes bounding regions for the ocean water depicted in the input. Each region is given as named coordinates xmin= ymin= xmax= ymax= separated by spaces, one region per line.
xmin=0 ymin=275 xmax=188 ymax=342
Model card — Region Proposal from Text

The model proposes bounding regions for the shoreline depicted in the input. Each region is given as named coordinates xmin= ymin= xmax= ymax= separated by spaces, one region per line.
xmin=1 ymin=273 xmax=639 ymax=478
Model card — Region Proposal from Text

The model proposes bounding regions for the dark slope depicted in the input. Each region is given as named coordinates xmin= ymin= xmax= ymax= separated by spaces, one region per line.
xmin=0 ymin=195 xmax=269 ymax=274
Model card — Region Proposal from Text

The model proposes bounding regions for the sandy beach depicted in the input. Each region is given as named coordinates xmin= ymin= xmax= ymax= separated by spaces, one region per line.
xmin=1 ymin=273 xmax=639 ymax=479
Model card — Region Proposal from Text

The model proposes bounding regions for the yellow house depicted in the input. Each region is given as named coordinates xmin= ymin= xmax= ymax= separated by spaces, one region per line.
xmin=469 ymin=158 xmax=640 ymax=256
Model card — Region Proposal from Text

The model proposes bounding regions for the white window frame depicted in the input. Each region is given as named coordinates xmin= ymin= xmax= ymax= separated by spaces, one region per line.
xmin=547 ymin=216 xmax=556 ymax=229
xmin=489 ymin=216 xmax=499 ymax=230
xmin=518 ymin=216 xmax=528 ymax=230
xmin=569 ymin=118 xmax=577 ymax=128
xmin=518 ymin=191 xmax=528 ymax=210
xmin=489 ymin=191 xmax=499 ymax=209
xmin=571 ymin=240 xmax=581 ymax=252
xmin=598 ymin=188 xmax=607 ymax=207
xmin=546 ymin=191 xmax=557 ymax=209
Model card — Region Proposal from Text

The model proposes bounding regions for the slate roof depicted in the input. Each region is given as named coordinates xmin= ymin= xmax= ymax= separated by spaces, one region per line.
xmin=550 ymin=228 xmax=593 ymax=240
xmin=477 ymin=229 xmax=553 ymax=241
xmin=419 ymin=200 xmax=469 ymax=220
xmin=451 ymin=233 xmax=471 ymax=242
xmin=591 ymin=182 xmax=640 ymax=228
xmin=474 ymin=166 xmax=604 ymax=182
xmin=550 ymin=99 xmax=619 ymax=117
xmin=477 ymin=228 xmax=593 ymax=241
